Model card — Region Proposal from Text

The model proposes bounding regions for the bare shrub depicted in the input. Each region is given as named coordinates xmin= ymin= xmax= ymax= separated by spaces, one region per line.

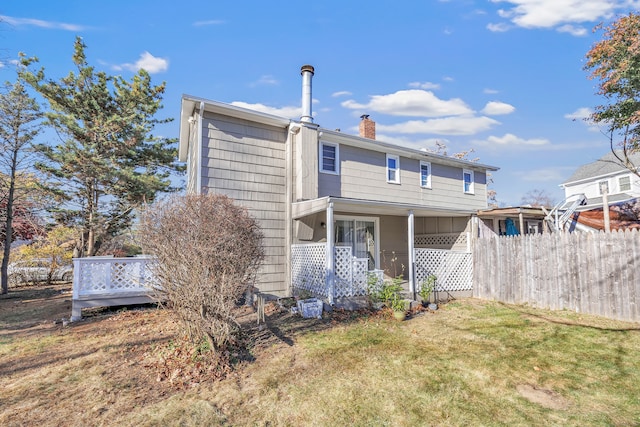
xmin=139 ymin=194 xmax=264 ymax=352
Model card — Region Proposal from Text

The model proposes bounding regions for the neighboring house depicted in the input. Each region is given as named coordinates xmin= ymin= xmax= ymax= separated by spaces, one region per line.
xmin=477 ymin=206 xmax=549 ymax=236
xmin=178 ymin=65 xmax=499 ymax=302
xmin=561 ymin=151 xmax=640 ymax=231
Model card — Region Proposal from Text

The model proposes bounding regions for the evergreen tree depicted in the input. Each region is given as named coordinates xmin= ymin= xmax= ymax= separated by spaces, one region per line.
xmin=21 ymin=37 xmax=182 ymax=256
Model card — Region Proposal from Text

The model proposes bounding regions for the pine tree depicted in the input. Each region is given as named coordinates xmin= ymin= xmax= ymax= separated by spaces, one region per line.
xmin=21 ymin=37 xmax=182 ymax=256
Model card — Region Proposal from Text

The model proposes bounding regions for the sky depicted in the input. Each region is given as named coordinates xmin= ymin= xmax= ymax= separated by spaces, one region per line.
xmin=1 ymin=0 xmax=639 ymax=207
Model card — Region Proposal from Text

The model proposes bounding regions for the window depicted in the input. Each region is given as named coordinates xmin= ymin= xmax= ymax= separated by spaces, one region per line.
xmin=319 ymin=142 xmax=339 ymax=174
xmin=420 ymin=161 xmax=431 ymax=188
xmin=598 ymin=180 xmax=609 ymax=195
xmin=463 ymin=169 xmax=474 ymax=194
xmin=386 ymin=154 xmax=400 ymax=184
xmin=619 ymin=175 xmax=631 ymax=192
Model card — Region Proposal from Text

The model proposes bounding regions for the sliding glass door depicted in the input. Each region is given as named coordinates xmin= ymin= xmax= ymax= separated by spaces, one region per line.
xmin=334 ymin=216 xmax=379 ymax=270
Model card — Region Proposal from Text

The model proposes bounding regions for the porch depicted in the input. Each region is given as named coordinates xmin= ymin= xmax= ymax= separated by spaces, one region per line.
xmin=291 ymin=242 xmax=472 ymax=304
xmin=291 ymin=196 xmax=475 ymax=304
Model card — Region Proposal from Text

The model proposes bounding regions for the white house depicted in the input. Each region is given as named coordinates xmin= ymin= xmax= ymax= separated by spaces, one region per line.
xmin=559 ymin=151 xmax=640 ymax=231
xmin=561 ymin=151 xmax=640 ymax=209
xmin=178 ymin=65 xmax=499 ymax=303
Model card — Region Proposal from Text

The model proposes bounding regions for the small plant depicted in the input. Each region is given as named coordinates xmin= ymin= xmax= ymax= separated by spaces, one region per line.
xmin=419 ymin=274 xmax=436 ymax=303
xmin=390 ymin=293 xmax=406 ymax=312
xmin=295 ymin=289 xmax=313 ymax=300
xmin=366 ymin=272 xmax=384 ymax=304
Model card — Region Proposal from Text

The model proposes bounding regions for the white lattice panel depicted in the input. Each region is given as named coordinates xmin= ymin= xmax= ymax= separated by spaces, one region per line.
xmin=414 ymin=248 xmax=472 ymax=292
xmin=334 ymin=246 xmax=352 ymax=298
xmin=415 ymin=233 xmax=467 ymax=249
xmin=74 ymin=256 xmax=159 ymax=297
xmin=351 ymin=258 xmax=368 ymax=296
xmin=291 ymin=244 xmax=328 ymax=298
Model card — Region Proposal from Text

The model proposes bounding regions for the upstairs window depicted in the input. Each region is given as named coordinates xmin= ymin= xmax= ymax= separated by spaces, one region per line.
xmin=320 ymin=142 xmax=339 ymax=175
xmin=387 ymin=154 xmax=400 ymax=184
xmin=463 ymin=169 xmax=474 ymax=194
xmin=420 ymin=161 xmax=431 ymax=188
xmin=598 ymin=180 xmax=609 ymax=195
xmin=619 ymin=175 xmax=631 ymax=192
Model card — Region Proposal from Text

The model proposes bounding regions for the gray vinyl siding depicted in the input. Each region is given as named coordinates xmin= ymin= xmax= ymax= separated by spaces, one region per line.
xmin=318 ymin=143 xmax=488 ymax=211
xmin=200 ymin=111 xmax=288 ymax=296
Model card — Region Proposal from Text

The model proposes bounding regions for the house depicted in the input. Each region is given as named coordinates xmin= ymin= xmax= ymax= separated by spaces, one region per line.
xmin=560 ymin=151 xmax=640 ymax=231
xmin=178 ymin=65 xmax=499 ymax=304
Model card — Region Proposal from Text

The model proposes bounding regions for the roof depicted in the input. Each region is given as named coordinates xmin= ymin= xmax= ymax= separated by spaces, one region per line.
xmin=179 ymin=94 xmax=499 ymax=172
xmin=477 ymin=206 xmax=548 ymax=219
xmin=563 ymin=150 xmax=640 ymax=185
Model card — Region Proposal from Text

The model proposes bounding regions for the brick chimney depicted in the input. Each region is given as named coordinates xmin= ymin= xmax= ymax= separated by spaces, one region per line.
xmin=359 ymin=114 xmax=375 ymax=140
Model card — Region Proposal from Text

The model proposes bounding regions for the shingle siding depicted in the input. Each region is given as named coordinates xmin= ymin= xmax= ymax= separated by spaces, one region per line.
xmin=200 ymin=112 xmax=288 ymax=296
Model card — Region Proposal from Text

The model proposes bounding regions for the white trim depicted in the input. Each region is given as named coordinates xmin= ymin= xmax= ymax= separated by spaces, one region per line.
xmin=420 ymin=160 xmax=432 ymax=189
xmin=386 ymin=154 xmax=400 ymax=184
xmin=319 ymin=141 xmax=340 ymax=175
xmin=408 ymin=210 xmax=415 ymax=293
xmin=334 ymin=215 xmax=380 ymax=270
xmin=463 ymin=169 xmax=474 ymax=194
xmin=598 ymin=179 xmax=609 ymax=195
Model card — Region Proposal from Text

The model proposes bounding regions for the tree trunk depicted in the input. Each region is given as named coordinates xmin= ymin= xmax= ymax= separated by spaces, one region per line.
xmin=1 ymin=146 xmax=19 ymax=294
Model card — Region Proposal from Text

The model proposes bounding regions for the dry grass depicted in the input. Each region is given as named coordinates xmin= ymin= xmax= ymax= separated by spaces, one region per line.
xmin=2 ymin=286 xmax=640 ymax=426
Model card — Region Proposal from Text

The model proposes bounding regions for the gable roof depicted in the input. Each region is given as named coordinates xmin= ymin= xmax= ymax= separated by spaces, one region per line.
xmin=179 ymin=94 xmax=499 ymax=172
xmin=563 ymin=150 xmax=640 ymax=185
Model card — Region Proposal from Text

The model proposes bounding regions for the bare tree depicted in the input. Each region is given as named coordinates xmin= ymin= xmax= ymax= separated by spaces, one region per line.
xmin=0 ymin=78 xmax=42 ymax=294
xmin=521 ymin=189 xmax=556 ymax=207
xmin=139 ymin=194 xmax=264 ymax=353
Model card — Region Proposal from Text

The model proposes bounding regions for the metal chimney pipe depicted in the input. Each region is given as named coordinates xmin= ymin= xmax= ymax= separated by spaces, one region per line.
xmin=300 ymin=65 xmax=314 ymax=123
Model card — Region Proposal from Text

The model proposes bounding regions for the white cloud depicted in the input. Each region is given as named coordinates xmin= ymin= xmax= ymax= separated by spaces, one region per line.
xmin=557 ymin=24 xmax=587 ymax=36
xmin=564 ymin=107 xmax=592 ymax=121
xmin=117 ymin=52 xmax=169 ymax=74
xmin=487 ymin=22 xmax=511 ymax=32
xmin=377 ymin=116 xmax=500 ymax=136
xmin=483 ymin=88 xmax=499 ymax=94
xmin=474 ymin=133 xmax=549 ymax=147
xmin=565 ymin=107 xmax=601 ymax=132
xmin=230 ymin=101 xmax=301 ymax=119
xmin=249 ymin=75 xmax=279 ymax=87
xmin=193 ymin=19 xmax=225 ymax=27
xmin=331 ymin=91 xmax=352 ymax=97
xmin=490 ymin=0 xmax=631 ymax=35
xmin=0 ymin=62 xmax=4 ymax=69
xmin=481 ymin=101 xmax=516 ymax=115
xmin=0 ymin=14 xmax=87 ymax=31
xmin=341 ymin=89 xmax=473 ymax=117
xmin=443 ymin=76 xmax=454 ymax=82
xmin=408 ymin=81 xmax=441 ymax=90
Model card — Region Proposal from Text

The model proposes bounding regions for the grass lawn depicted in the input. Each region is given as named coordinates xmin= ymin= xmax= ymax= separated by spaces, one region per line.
xmin=1 ymin=285 xmax=639 ymax=426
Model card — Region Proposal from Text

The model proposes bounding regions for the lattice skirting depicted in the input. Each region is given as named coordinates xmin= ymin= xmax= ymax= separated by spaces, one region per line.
xmin=414 ymin=248 xmax=472 ymax=292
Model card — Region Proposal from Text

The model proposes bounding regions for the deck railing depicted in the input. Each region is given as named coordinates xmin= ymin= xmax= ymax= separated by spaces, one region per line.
xmin=71 ymin=256 xmax=158 ymax=321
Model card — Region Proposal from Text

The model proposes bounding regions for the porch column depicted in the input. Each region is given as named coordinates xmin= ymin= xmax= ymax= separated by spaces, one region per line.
xmin=326 ymin=201 xmax=335 ymax=305
xmin=408 ymin=210 xmax=415 ymax=294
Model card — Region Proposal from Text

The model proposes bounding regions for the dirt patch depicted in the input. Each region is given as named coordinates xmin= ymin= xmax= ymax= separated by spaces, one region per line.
xmin=516 ymin=384 xmax=570 ymax=410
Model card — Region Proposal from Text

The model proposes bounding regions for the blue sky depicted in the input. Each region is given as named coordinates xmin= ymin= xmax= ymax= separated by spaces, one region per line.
xmin=1 ymin=0 xmax=638 ymax=206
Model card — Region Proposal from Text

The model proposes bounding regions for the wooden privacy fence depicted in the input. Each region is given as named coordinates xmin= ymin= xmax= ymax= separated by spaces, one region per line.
xmin=473 ymin=229 xmax=640 ymax=323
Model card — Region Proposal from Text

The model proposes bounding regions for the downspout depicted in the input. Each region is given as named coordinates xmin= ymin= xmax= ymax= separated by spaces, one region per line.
xmin=285 ymin=123 xmax=298 ymax=296
xmin=326 ymin=201 xmax=335 ymax=305
xmin=196 ymin=101 xmax=204 ymax=194
xmin=408 ymin=210 xmax=415 ymax=298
